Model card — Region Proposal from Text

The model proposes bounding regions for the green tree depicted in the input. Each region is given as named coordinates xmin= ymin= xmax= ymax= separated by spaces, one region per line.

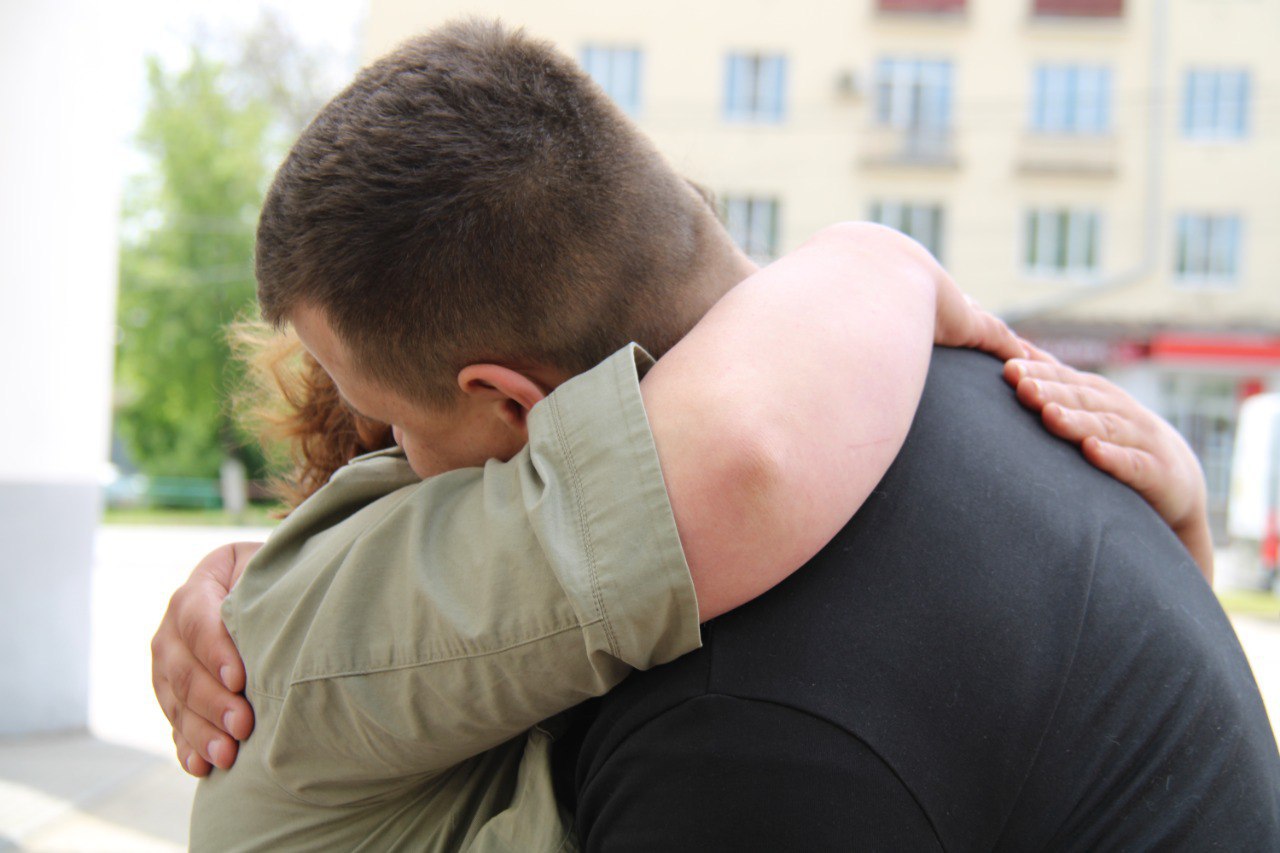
xmin=114 ymin=50 xmax=271 ymax=478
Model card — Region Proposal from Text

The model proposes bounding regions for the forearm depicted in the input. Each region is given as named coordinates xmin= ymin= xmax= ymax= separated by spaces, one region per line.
xmin=642 ymin=223 xmax=939 ymax=620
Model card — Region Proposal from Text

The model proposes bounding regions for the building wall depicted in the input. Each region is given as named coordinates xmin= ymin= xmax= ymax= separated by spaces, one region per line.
xmin=366 ymin=0 xmax=1279 ymax=328
xmin=365 ymin=0 xmax=1280 ymax=538
xmin=1 ymin=0 xmax=125 ymax=733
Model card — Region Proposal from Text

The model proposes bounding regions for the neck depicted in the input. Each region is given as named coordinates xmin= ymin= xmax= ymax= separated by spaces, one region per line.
xmin=681 ymin=220 xmax=760 ymax=316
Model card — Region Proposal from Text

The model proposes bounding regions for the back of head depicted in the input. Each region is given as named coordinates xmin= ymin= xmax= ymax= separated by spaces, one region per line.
xmin=257 ymin=19 xmax=726 ymax=405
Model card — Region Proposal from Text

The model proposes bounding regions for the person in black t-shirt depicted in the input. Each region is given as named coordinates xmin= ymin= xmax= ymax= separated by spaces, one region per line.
xmin=562 ymin=347 xmax=1280 ymax=851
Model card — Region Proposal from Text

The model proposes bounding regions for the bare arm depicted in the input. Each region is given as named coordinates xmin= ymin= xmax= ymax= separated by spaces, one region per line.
xmin=646 ymin=223 xmax=1021 ymax=618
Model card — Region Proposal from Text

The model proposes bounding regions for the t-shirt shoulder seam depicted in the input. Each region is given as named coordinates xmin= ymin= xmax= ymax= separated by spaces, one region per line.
xmin=989 ymin=524 xmax=1102 ymax=847
xmin=588 ymin=690 xmax=945 ymax=847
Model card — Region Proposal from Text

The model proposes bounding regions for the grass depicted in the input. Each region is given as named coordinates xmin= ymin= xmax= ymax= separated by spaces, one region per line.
xmin=103 ymin=504 xmax=282 ymax=528
xmin=1217 ymin=588 xmax=1280 ymax=621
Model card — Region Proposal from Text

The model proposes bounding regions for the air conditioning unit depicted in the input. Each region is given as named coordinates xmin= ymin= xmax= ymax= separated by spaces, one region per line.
xmin=835 ymin=70 xmax=861 ymax=98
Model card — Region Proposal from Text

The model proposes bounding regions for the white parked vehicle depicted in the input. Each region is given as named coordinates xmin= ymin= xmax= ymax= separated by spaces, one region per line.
xmin=1227 ymin=393 xmax=1280 ymax=589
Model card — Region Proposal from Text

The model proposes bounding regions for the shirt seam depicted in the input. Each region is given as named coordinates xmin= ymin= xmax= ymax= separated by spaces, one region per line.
xmin=549 ymin=389 xmax=620 ymax=658
xmin=989 ymin=526 xmax=1101 ymax=850
xmin=586 ymin=690 xmax=946 ymax=848
xmin=247 ymin=618 xmax=607 ymax=692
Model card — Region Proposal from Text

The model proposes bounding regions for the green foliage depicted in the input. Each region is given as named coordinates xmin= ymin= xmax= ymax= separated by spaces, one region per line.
xmin=115 ymin=13 xmax=345 ymax=480
xmin=115 ymin=51 xmax=273 ymax=478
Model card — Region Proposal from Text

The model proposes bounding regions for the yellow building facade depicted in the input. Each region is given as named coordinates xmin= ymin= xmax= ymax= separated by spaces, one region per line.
xmin=365 ymin=0 xmax=1280 ymax=532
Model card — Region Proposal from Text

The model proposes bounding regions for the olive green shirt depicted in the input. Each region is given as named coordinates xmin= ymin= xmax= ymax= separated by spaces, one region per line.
xmin=190 ymin=345 xmax=700 ymax=851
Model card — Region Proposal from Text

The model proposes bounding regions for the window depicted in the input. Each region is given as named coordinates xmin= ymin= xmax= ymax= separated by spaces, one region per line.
xmin=1024 ymin=209 xmax=1100 ymax=278
xmin=1182 ymin=69 xmax=1250 ymax=139
xmin=724 ymin=53 xmax=787 ymax=122
xmin=1033 ymin=0 xmax=1123 ymax=16
xmin=1175 ymin=214 xmax=1241 ymax=286
xmin=722 ymin=196 xmax=780 ymax=260
xmin=1031 ymin=65 xmax=1112 ymax=134
xmin=581 ymin=45 xmax=643 ymax=115
xmin=875 ymin=58 xmax=953 ymax=133
xmin=869 ymin=201 xmax=945 ymax=261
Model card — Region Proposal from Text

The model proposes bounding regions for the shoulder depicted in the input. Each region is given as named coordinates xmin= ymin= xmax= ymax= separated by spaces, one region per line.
xmin=222 ymin=453 xmax=471 ymax=697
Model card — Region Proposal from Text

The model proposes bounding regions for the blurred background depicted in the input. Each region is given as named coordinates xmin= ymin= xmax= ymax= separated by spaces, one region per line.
xmin=3 ymin=0 xmax=1278 ymax=848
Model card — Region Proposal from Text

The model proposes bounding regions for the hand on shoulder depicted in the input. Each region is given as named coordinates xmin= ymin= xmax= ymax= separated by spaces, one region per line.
xmin=1004 ymin=346 xmax=1213 ymax=583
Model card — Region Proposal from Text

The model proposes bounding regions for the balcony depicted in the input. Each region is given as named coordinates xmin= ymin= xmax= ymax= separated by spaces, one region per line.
xmin=1016 ymin=134 xmax=1118 ymax=178
xmin=1032 ymin=0 xmax=1123 ymax=17
xmin=878 ymin=0 xmax=966 ymax=12
xmin=860 ymin=126 xmax=958 ymax=169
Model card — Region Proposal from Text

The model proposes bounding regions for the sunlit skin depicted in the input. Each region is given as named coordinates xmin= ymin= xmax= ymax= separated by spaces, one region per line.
xmin=290 ymin=302 xmax=571 ymax=480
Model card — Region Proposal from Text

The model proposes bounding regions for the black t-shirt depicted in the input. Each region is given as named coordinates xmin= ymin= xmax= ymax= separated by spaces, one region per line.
xmin=558 ymin=348 xmax=1280 ymax=851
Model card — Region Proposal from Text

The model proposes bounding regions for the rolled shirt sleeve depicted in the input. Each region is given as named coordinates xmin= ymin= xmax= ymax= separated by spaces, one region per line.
xmin=221 ymin=344 xmax=700 ymax=804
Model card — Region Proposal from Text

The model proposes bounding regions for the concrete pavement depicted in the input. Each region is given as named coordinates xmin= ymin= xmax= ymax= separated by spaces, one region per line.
xmin=2 ymin=526 xmax=1279 ymax=851
xmin=2 ymin=524 xmax=269 ymax=852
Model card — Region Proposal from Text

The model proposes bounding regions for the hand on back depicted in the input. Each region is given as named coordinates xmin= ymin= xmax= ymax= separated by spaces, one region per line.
xmin=151 ymin=541 xmax=260 ymax=776
xmin=1004 ymin=345 xmax=1213 ymax=583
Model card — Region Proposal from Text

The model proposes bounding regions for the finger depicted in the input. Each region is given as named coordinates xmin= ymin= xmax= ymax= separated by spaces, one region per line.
xmin=1003 ymin=358 xmax=1110 ymax=393
xmin=152 ymin=628 xmax=182 ymax=727
xmin=174 ymin=583 xmax=246 ymax=693
xmin=183 ymin=544 xmax=250 ymax=692
xmin=156 ymin=643 xmax=249 ymax=770
xmin=1081 ymin=436 xmax=1161 ymax=496
xmin=969 ymin=310 xmax=1026 ymax=361
xmin=157 ymin=625 xmax=254 ymax=737
xmin=154 ymin=603 xmax=254 ymax=735
xmin=176 ymin=659 xmax=255 ymax=742
xmin=1039 ymin=402 xmax=1147 ymax=450
xmin=174 ymin=729 xmax=213 ymax=778
xmin=1019 ymin=340 xmax=1060 ymax=365
xmin=173 ymin=695 xmax=242 ymax=771
xmin=1013 ymin=376 xmax=1124 ymax=422
xmin=153 ymin=666 xmax=181 ymax=727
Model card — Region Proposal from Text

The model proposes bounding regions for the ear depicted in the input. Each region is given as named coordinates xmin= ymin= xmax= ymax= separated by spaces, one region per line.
xmin=456 ymin=364 xmax=550 ymax=431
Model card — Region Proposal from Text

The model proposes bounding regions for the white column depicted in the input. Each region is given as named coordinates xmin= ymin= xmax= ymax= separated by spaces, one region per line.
xmin=0 ymin=2 xmax=127 ymax=734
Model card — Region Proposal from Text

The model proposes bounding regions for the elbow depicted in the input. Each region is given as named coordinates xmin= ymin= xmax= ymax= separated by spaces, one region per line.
xmin=697 ymin=417 xmax=790 ymax=539
xmin=721 ymin=424 xmax=787 ymax=509
xmin=681 ymin=423 xmax=791 ymax=622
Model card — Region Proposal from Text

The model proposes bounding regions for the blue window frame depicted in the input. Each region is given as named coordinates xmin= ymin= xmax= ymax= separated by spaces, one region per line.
xmin=581 ymin=45 xmax=643 ymax=115
xmin=722 ymin=195 xmax=780 ymax=260
xmin=1031 ymin=64 xmax=1112 ymax=134
xmin=1175 ymin=213 xmax=1242 ymax=286
xmin=869 ymin=200 xmax=945 ymax=262
xmin=874 ymin=58 xmax=953 ymax=132
xmin=1181 ymin=69 xmax=1250 ymax=139
xmin=1024 ymin=208 xmax=1101 ymax=279
xmin=724 ymin=53 xmax=788 ymax=123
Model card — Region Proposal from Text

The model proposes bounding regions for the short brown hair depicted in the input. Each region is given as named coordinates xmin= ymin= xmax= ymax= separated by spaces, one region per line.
xmin=256 ymin=19 xmax=714 ymax=405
